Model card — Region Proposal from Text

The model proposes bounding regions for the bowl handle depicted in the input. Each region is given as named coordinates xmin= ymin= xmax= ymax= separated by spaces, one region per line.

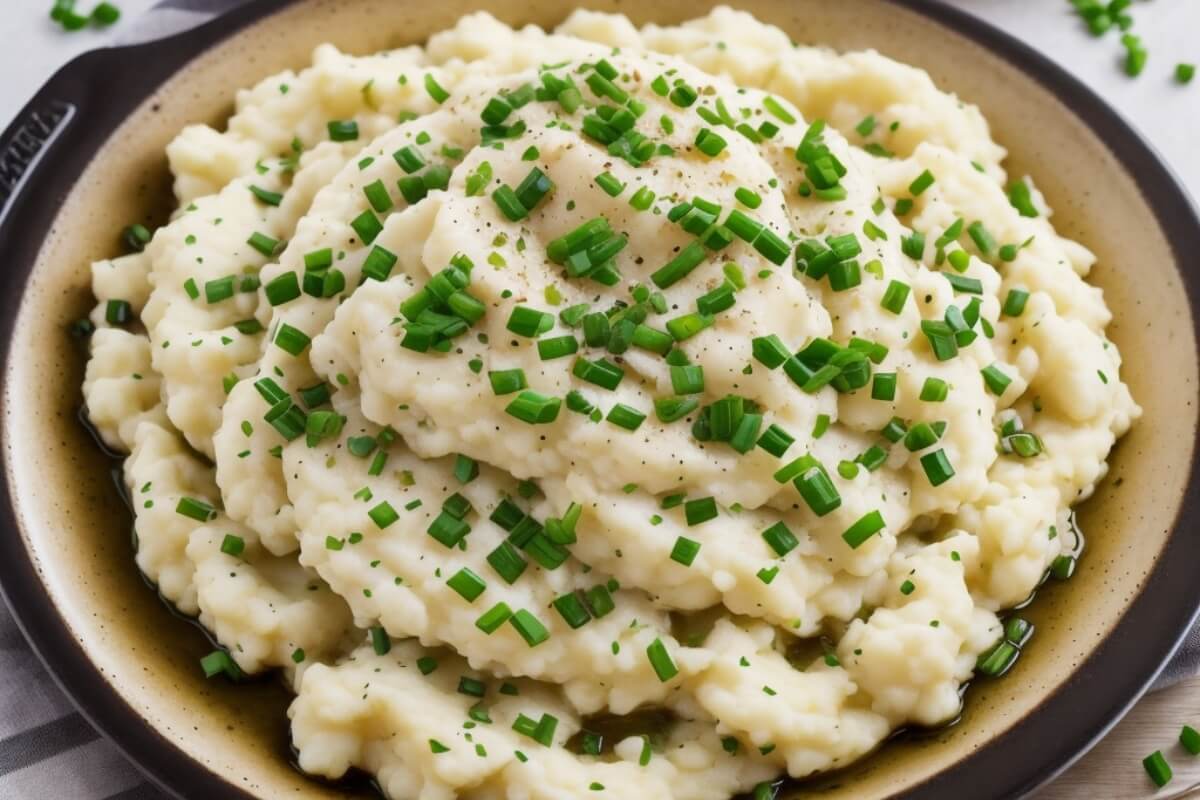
xmin=0 ymin=101 xmax=77 ymax=225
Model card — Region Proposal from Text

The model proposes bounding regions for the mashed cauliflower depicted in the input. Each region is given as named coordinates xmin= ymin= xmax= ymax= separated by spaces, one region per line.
xmin=81 ymin=7 xmax=1138 ymax=798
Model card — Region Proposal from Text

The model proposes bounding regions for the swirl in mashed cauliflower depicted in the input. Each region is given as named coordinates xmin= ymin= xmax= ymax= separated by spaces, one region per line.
xmin=82 ymin=7 xmax=1139 ymax=798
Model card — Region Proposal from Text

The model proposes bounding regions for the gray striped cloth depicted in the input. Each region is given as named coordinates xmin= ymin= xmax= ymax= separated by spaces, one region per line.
xmin=3 ymin=1 xmax=1198 ymax=797
xmin=0 ymin=602 xmax=166 ymax=798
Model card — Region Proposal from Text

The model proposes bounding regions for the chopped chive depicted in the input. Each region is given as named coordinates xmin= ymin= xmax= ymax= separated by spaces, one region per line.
xmin=1181 ymin=725 xmax=1200 ymax=755
xmin=219 ymin=534 xmax=244 ymax=557
xmin=651 ymin=241 xmax=707 ymax=289
xmin=908 ymin=169 xmax=935 ymax=196
xmin=370 ymin=625 xmax=391 ymax=655
xmin=553 ymin=592 xmax=592 ymax=628
xmin=881 ymin=280 xmax=910 ymax=314
xmin=506 ymin=305 xmax=554 ymax=337
xmin=1002 ymin=288 xmax=1029 ymax=317
xmin=842 ymin=510 xmax=885 ymax=549
xmin=757 ymin=424 xmax=794 ymax=458
xmin=509 ymin=609 xmax=550 ymax=647
xmin=368 ymin=501 xmax=399 ymax=529
xmin=762 ymin=96 xmax=796 ymax=124
xmin=762 ymin=521 xmax=798 ymax=556
xmin=537 ymin=335 xmax=579 ymax=361
xmin=1143 ymin=751 xmax=1172 ymax=788
xmin=488 ymin=369 xmax=527 ymax=396
xmin=492 ymin=185 xmax=527 ymax=221
xmin=919 ymin=377 xmax=949 ymax=402
xmin=486 ymin=542 xmax=527 ymax=584
xmin=694 ymin=128 xmax=727 ymax=157
xmin=199 ymin=650 xmax=241 ymax=680
xmin=646 ymin=638 xmax=678 ymax=682
xmin=424 ymin=73 xmax=450 ymax=103
xmin=670 ymin=536 xmax=701 ymax=566
xmin=812 ymin=414 xmax=830 ymax=438
xmin=249 ymin=185 xmax=283 ymax=206
xmin=594 ymin=171 xmax=624 ymax=197
xmin=795 ymin=467 xmax=841 ymax=516
xmin=264 ymin=271 xmax=300 ymax=306
xmin=672 ymin=367 xmax=705 ymax=398
xmin=872 ymin=372 xmax=897 ymax=401
xmin=247 ymin=232 xmax=280 ymax=257
xmin=981 ymin=364 xmax=1012 ymax=396
xmin=629 ymin=186 xmax=656 ymax=210
xmin=573 ymin=356 xmax=623 ymax=390
xmin=606 ymin=403 xmax=646 ymax=431
xmin=505 ymin=391 xmax=561 ymax=424
xmin=362 ymin=180 xmax=393 ymax=213
xmin=920 ymin=449 xmax=955 ymax=486
xmin=350 ymin=210 xmax=383 ymax=244
xmin=735 ymin=187 xmax=762 ymax=209
xmin=683 ymin=497 xmax=718 ymax=526
xmin=1007 ymin=179 xmax=1039 ymax=217
xmin=655 ymin=396 xmax=698 ymax=423
xmin=666 ymin=312 xmax=713 ymax=342
xmin=514 ymin=167 xmax=553 ymax=210
xmin=274 ymin=323 xmax=310 ymax=356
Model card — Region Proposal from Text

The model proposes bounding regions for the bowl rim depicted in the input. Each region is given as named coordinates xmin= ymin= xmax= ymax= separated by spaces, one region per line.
xmin=1 ymin=1 xmax=1199 ymax=798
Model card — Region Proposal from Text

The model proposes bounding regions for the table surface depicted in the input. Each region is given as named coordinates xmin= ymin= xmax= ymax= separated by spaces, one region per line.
xmin=3 ymin=1 xmax=1200 ymax=799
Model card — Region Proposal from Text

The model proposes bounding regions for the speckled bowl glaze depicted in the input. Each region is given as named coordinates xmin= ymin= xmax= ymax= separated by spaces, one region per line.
xmin=1 ymin=1 xmax=1198 ymax=798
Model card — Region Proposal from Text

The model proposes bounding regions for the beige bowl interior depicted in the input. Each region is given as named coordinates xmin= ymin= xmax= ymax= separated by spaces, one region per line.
xmin=3 ymin=0 xmax=1195 ymax=796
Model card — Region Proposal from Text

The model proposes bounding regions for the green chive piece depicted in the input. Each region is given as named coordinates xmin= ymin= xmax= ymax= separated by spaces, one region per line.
xmin=594 ymin=171 xmax=625 ymax=197
xmin=1181 ymin=725 xmax=1200 ymax=755
xmin=219 ymin=534 xmax=244 ymax=557
xmin=249 ymin=185 xmax=283 ymax=206
xmin=981 ymin=364 xmax=1012 ymax=396
xmin=651 ymin=241 xmax=707 ymax=289
xmin=646 ymin=638 xmax=678 ymax=682
xmin=670 ymin=536 xmax=701 ymax=566
xmin=795 ymin=466 xmax=841 ymax=516
xmin=350 ymin=209 xmax=383 ymax=244
xmin=881 ymin=280 xmax=910 ymax=314
xmin=492 ymin=185 xmax=527 ymax=221
xmin=1007 ymin=179 xmax=1039 ymax=217
xmin=842 ymin=510 xmax=885 ymax=549
xmin=1002 ymin=288 xmax=1030 ymax=317
xmin=757 ymin=424 xmax=794 ymax=458
xmin=324 ymin=120 xmax=358 ymax=142
xmin=606 ymin=403 xmax=647 ymax=432
xmin=552 ymin=592 xmax=592 ymax=628
xmin=506 ymin=305 xmax=554 ymax=337
xmin=509 ymin=609 xmax=550 ymax=647
xmin=1143 ymin=750 xmax=1172 ymax=788
xmin=909 ymin=169 xmax=935 ymax=196
xmin=666 ymin=312 xmax=714 ymax=342
xmin=684 ymin=497 xmax=718 ymax=526
xmin=762 ymin=521 xmax=798 ymax=557
xmin=274 ymin=323 xmax=310 ymax=356
xmin=920 ymin=449 xmax=955 ymax=486
xmin=655 ymin=396 xmax=698 ymax=423
xmin=247 ymin=232 xmax=280 ymax=257
xmin=368 ymin=501 xmax=399 ymax=529
xmin=694 ymin=128 xmax=728 ymax=157
xmin=537 ymin=335 xmax=579 ymax=361
xmin=424 ymin=73 xmax=450 ymax=103
xmin=573 ymin=356 xmax=623 ymax=390
xmin=505 ymin=391 xmax=561 ymax=424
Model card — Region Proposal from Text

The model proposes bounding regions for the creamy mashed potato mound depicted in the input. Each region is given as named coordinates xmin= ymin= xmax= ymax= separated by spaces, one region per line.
xmin=82 ymin=8 xmax=1139 ymax=798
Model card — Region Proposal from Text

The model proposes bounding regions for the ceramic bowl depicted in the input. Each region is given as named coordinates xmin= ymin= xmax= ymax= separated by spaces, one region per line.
xmin=2 ymin=1 xmax=1198 ymax=797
